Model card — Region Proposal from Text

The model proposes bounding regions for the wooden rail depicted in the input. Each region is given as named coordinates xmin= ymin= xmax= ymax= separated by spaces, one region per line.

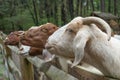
xmin=0 ymin=32 xmax=118 ymax=80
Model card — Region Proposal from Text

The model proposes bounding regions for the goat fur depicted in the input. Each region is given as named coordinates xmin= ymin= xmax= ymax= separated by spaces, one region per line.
xmin=4 ymin=31 xmax=43 ymax=56
xmin=19 ymin=23 xmax=58 ymax=59
xmin=45 ymin=16 xmax=120 ymax=79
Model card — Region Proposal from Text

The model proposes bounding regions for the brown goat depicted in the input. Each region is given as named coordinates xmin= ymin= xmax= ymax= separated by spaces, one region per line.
xmin=19 ymin=23 xmax=58 ymax=58
xmin=4 ymin=31 xmax=43 ymax=56
xmin=20 ymin=23 xmax=58 ymax=48
xmin=4 ymin=31 xmax=24 ymax=46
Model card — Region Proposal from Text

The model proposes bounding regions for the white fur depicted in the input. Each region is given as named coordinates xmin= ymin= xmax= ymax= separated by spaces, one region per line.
xmin=45 ymin=17 xmax=120 ymax=79
xmin=19 ymin=44 xmax=30 ymax=55
xmin=42 ymin=49 xmax=55 ymax=62
xmin=73 ymin=25 xmax=120 ymax=78
xmin=114 ymin=35 xmax=120 ymax=40
xmin=45 ymin=24 xmax=103 ymax=74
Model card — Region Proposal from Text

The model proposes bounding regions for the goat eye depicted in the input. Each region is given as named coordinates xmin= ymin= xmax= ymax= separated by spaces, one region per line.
xmin=66 ymin=28 xmax=74 ymax=33
xmin=41 ymin=28 xmax=48 ymax=33
xmin=28 ymin=34 xmax=32 ymax=38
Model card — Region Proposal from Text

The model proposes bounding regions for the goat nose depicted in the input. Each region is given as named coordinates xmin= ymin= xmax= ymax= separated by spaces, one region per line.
xmin=20 ymin=47 xmax=23 ymax=51
xmin=45 ymin=43 xmax=52 ymax=49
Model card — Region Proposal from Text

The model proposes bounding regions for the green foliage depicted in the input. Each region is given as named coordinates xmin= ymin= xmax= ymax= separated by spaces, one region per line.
xmin=0 ymin=0 xmax=120 ymax=33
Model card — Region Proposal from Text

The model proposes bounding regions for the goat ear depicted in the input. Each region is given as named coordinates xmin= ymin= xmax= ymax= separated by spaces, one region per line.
xmin=71 ymin=31 xmax=89 ymax=67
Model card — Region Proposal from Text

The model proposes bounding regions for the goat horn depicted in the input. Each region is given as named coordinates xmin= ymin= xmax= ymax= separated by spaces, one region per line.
xmin=18 ymin=31 xmax=25 ymax=36
xmin=82 ymin=17 xmax=111 ymax=41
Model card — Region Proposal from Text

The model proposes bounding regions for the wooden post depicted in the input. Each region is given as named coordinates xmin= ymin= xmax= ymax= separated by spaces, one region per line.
xmin=20 ymin=56 xmax=34 ymax=80
xmin=3 ymin=44 xmax=34 ymax=80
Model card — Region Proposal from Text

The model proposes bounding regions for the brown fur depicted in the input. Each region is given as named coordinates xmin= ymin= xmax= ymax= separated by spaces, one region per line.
xmin=4 ymin=31 xmax=43 ymax=56
xmin=4 ymin=31 xmax=24 ymax=45
xmin=19 ymin=23 xmax=58 ymax=56
xmin=20 ymin=23 xmax=58 ymax=48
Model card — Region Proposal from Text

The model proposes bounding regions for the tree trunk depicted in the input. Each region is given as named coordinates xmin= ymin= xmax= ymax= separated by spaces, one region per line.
xmin=61 ymin=0 xmax=67 ymax=25
xmin=114 ymin=0 xmax=117 ymax=15
xmin=90 ymin=0 xmax=94 ymax=11
xmin=25 ymin=0 xmax=36 ymax=25
xmin=86 ymin=0 xmax=89 ymax=15
xmin=76 ymin=0 xmax=80 ymax=16
xmin=68 ymin=0 xmax=74 ymax=19
xmin=100 ymin=0 xmax=105 ymax=12
xmin=53 ymin=0 xmax=58 ymax=25
xmin=32 ymin=0 xmax=39 ymax=26
xmin=108 ymin=0 xmax=111 ymax=13
xmin=80 ymin=0 xmax=83 ymax=16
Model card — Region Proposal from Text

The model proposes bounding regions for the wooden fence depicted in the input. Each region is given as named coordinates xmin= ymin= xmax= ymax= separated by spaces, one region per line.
xmin=0 ymin=32 xmax=118 ymax=80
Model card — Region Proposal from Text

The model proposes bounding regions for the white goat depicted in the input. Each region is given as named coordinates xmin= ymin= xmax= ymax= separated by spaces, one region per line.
xmin=45 ymin=16 xmax=120 ymax=79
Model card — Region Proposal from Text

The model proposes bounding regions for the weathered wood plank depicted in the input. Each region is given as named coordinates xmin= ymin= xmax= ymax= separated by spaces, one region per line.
xmin=27 ymin=57 xmax=78 ymax=80
xmin=19 ymin=56 xmax=34 ymax=80
xmin=8 ymin=57 xmax=21 ymax=80
xmin=5 ymin=45 xmax=34 ymax=80
xmin=46 ymin=65 xmax=78 ymax=80
xmin=27 ymin=56 xmax=118 ymax=80
xmin=68 ymin=64 xmax=117 ymax=80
